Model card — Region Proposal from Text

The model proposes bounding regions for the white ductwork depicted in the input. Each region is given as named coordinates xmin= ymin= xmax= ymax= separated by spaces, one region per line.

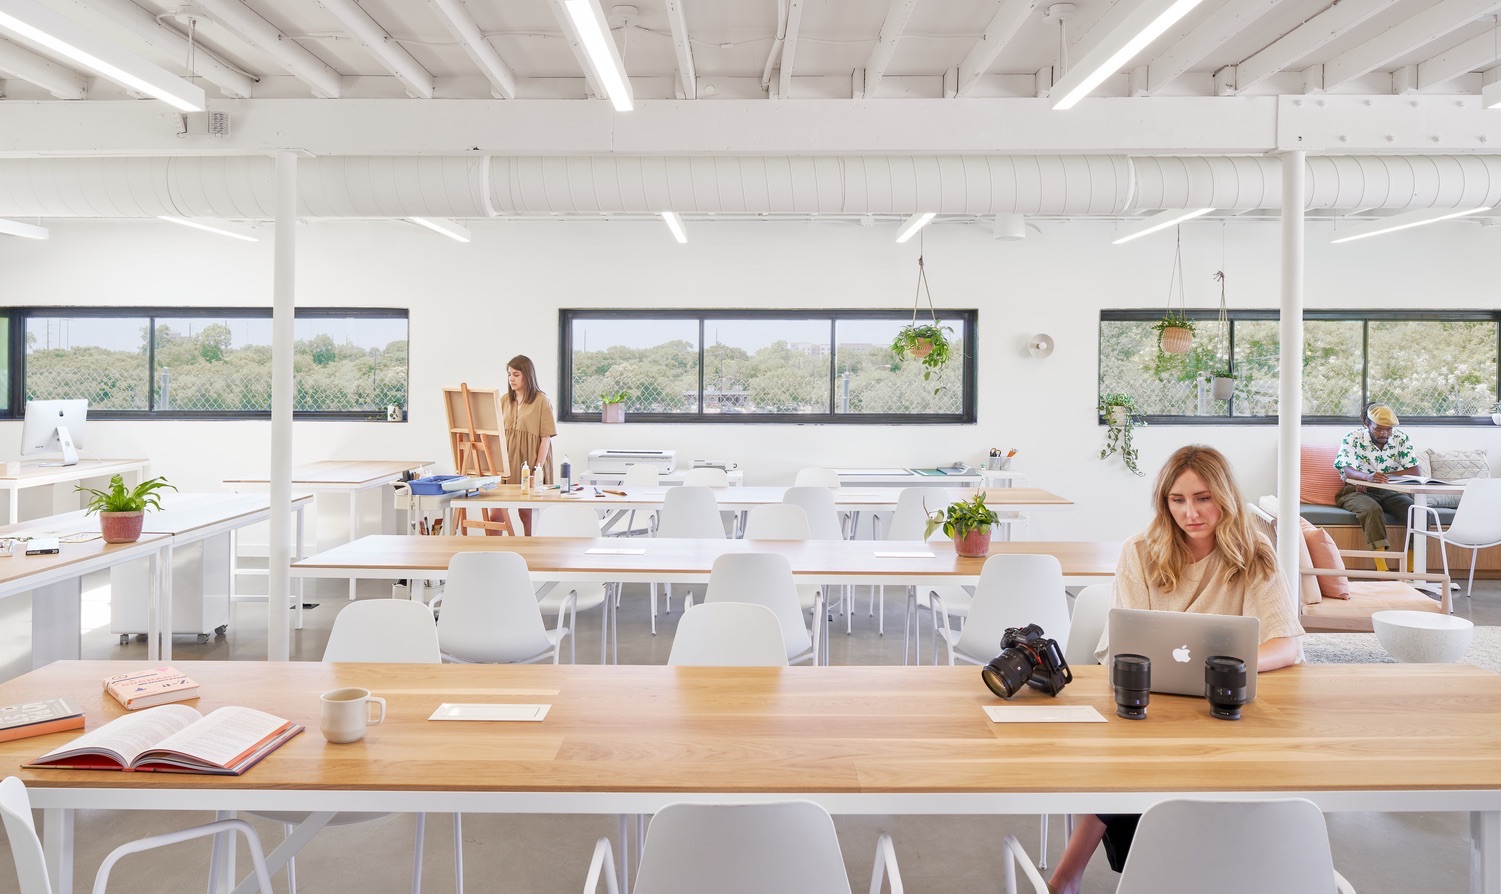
xmin=1303 ymin=155 xmax=1501 ymax=210
xmin=1131 ymin=156 xmax=1281 ymax=211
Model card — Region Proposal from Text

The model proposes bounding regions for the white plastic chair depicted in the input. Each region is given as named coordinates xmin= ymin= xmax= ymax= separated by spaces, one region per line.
xmin=437 ymin=551 xmax=574 ymax=664
xmin=878 ymin=487 xmax=960 ymax=648
xmin=742 ymin=503 xmax=812 ymax=540
xmin=934 ymin=554 xmax=1070 ymax=667
xmin=681 ymin=467 xmax=730 ymax=487
xmin=650 ymin=486 xmax=725 ymax=633
xmin=782 ymin=486 xmax=852 ymax=637
xmin=1002 ymin=798 xmax=1355 ymax=894
xmin=585 ymin=800 xmax=902 ymax=894
xmin=535 ymin=504 xmax=613 ymax=663
xmin=1407 ymin=478 xmax=1501 ymax=598
xmin=620 ymin=464 xmax=661 ymax=536
xmin=793 ymin=467 xmax=842 ymax=488
xmin=2 ymin=776 xmax=276 ymax=894
xmin=1062 ymin=584 xmax=1113 ymax=667
xmin=668 ymin=602 xmax=790 ymax=666
xmin=700 ymin=552 xmax=822 ymax=665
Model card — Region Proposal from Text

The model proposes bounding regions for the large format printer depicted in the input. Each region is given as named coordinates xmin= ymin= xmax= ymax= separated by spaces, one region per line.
xmin=587 ymin=449 xmax=677 ymax=475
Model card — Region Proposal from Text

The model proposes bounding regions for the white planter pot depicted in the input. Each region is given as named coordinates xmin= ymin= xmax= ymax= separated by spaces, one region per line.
xmin=1211 ymin=376 xmax=1235 ymax=400
xmin=1108 ymin=406 xmax=1129 ymax=425
xmin=1492 ymin=413 xmax=1501 ymax=426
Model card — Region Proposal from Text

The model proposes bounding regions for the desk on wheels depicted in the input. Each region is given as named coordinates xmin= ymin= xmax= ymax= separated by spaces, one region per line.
xmin=2 ymin=660 xmax=1499 ymax=894
xmin=0 ymin=459 xmax=151 ymax=525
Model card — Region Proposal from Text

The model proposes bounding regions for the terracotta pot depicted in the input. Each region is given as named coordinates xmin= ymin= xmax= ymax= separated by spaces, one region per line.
xmin=954 ymin=527 xmax=992 ymax=558
xmin=1159 ymin=326 xmax=1193 ymax=354
xmin=909 ymin=338 xmax=934 ymax=359
xmin=99 ymin=511 xmax=144 ymax=543
xmin=602 ymin=403 xmax=625 ymax=424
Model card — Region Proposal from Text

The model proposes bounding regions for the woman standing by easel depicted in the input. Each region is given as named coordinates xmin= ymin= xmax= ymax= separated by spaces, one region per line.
xmin=486 ymin=355 xmax=556 ymax=536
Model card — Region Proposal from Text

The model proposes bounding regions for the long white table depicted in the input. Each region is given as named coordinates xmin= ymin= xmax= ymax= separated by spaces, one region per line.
xmin=1363 ymin=480 xmax=1467 ymax=575
xmin=0 ymin=458 xmax=151 ymax=525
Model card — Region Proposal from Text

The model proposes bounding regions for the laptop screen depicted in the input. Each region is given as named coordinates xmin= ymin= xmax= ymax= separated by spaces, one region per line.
xmin=1106 ymin=608 xmax=1260 ymax=700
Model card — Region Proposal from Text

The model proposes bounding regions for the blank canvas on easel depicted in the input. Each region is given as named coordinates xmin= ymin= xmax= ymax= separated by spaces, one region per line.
xmin=443 ymin=384 xmax=510 ymax=480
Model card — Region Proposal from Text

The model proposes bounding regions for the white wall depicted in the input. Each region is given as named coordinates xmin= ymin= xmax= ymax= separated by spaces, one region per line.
xmin=2 ymin=216 xmax=1498 ymax=541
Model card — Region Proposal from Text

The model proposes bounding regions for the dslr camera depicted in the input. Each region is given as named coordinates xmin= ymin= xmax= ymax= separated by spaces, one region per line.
xmin=981 ymin=624 xmax=1072 ymax=699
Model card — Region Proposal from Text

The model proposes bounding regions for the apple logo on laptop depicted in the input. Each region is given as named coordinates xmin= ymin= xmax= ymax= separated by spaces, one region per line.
xmin=1172 ymin=644 xmax=1192 ymax=663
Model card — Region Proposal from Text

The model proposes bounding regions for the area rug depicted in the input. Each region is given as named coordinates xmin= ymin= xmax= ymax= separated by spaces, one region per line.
xmin=1302 ymin=625 xmax=1501 ymax=674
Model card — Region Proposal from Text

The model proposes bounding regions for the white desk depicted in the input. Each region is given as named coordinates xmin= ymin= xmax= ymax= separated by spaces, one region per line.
xmin=0 ymin=459 xmax=150 ymax=525
xmin=835 ymin=467 xmax=982 ymax=487
xmin=580 ymin=469 xmax=745 ymax=486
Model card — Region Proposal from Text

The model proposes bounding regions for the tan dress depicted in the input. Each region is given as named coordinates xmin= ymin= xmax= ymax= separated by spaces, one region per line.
xmin=501 ymin=392 xmax=557 ymax=485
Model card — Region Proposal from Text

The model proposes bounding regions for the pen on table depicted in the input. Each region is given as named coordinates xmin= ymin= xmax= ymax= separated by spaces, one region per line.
xmin=603 ymin=489 xmax=627 ymax=496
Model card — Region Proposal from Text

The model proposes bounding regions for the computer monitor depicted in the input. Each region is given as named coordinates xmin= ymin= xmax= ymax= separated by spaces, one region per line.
xmin=20 ymin=399 xmax=87 ymax=466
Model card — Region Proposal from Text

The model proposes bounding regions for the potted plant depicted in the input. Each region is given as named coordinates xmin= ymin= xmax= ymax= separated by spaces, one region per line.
xmin=76 ymin=474 xmax=176 ymax=543
xmin=1492 ymin=401 xmax=1501 ymax=426
xmin=1210 ymin=363 xmax=1236 ymax=400
xmin=1154 ymin=312 xmax=1195 ymax=355
xmin=891 ymin=322 xmax=953 ymax=367
xmin=924 ymin=491 xmax=1000 ymax=558
xmin=601 ymin=389 xmax=631 ymax=424
xmin=1098 ymin=393 xmax=1144 ymax=477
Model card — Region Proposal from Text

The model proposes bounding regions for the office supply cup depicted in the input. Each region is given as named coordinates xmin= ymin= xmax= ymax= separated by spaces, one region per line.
xmin=1204 ymin=656 xmax=1249 ymax=721
xmin=320 ymin=687 xmax=387 ymax=744
xmin=1111 ymin=653 xmax=1151 ymax=720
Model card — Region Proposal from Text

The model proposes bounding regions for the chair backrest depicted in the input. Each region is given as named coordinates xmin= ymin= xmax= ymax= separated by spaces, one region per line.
xmin=632 ymin=801 xmax=852 ymax=894
xmin=743 ymin=503 xmax=811 ymax=540
xmin=1247 ymin=502 xmax=1320 ymax=607
xmin=781 ymin=486 xmax=844 ymax=540
xmin=682 ymin=467 xmax=730 ymax=487
xmin=1117 ymin=799 xmax=1339 ymax=894
xmin=0 ymin=777 xmax=51 ymax=894
xmin=324 ymin=599 xmax=442 ymax=664
xmin=886 ymin=487 xmax=955 ymax=541
xmin=622 ymin=464 xmax=660 ymax=487
xmin=1063 ymin=584 xmax=1112 ymax=666
xmin=792 ymin=468 xmax=841 ymax=489
xmin=954 ymin=554 xmax=1070 ymax=662
xmin=533 ymin=504 xmax=604 ymax=537
xmin=437 ymin=551 xmax=554 ymax=662
xmin=657 ymin=486 xmax=726 ymax=539
xmin=703 ymin=553 xmax=812 ymax=661
xmin=1447 ymin=478 xmax=1501 ymax=544
xmin=668 ymin=603 xmax=790 ymax=667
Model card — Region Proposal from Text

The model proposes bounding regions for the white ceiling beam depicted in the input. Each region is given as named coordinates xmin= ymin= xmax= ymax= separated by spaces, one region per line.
xmin=57 ymin=0 xmax=254 ymax=98
xmin=191 ymin=0 xmax=342 ymax=98
xmin=955 ymin=0 xmax=1037 ymax=97
xmin=664 ymin=0 xmax=694 ymax=99
xmin=0 ymin=34 xmax=85 ymax=98
xmin=777 ymin=0 xmax=804 ymax=99
xmin=0 ymin=218 xmax=47 ymax=238
xmin=1236 ymin=0 xmax=1402 ymax=93
xmin=425 ymin=0 xmax=516 ymax=99
xmin=1416 ymin=28 xmax=1501 ymax=89
xmin=1324 ymin=0 xmax=1501 ymax=91
xmin=1049 ymin=0 xmax=1209 ymax=109
xmin=544 ymin=0 xmax=606 ymax=101
xmin=864 ymin=0 xmax=919 ymax=97
xmin=1139 ymin=0 xmax=1283 ymax=95
xmin=316 ymin=0 xmax=432 ymax=99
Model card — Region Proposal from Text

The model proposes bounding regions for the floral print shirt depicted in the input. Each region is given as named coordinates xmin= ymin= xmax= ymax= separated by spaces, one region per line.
xmin=1333 ymin=427 xmax=1417 ymax=476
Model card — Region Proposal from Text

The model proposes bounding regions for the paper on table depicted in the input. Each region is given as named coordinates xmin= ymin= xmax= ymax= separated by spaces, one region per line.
xmin=585 ymin=548 xmax=646 ymax=555
xmin=429 ymin=704 xmax=551 ymax=722
xmin=873 ymin=550 xmax=935 ymax=559
xmin=983 ymin=705 xmax=1106 ymax=724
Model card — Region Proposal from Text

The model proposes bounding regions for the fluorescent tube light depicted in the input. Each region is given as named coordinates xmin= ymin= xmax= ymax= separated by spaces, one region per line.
xmin=1484 ymin=79 xmax=1501 ymax=110
xmin=661 ymin=211 xmax=687 ymax=244
xmin=1050 ymin=0 xmax=1206 ymax=110
xmin=563 ymin=0 xmax=633 ymax=112
xmin=407 ymin=217 xmax=472 ymax=243
xmin=0 ymin=218 xmax=48 ymax=239
xmin=158 ymin=216 xmax=259 ymax=242
xmin=1112 ymin=208 xmax=1215 ymax=245
xmin=1330 ymin=206 xmax=1494 ymax=244
xmin=895 ymin=212 xmax=935 ymax=244
xmin=0 ymin=0 xmax=205 ymax=111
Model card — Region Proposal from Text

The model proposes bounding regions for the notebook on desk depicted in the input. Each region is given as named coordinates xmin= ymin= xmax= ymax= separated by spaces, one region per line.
xmin=1107 ymin=608 xmax=1260 ymax=700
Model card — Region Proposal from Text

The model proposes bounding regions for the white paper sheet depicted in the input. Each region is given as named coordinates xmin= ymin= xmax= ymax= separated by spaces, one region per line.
xmin=584 ymin=548 xmax=647 ymax=555
xmin=983 ymin=705 xmax=1106 ymax=724
xmin=428 ymin=703 xmax=551 ymax=722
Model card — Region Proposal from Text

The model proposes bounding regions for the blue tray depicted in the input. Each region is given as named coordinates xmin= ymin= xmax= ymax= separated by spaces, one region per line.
xmin=406 ymin=475 xmax=467 ymax=495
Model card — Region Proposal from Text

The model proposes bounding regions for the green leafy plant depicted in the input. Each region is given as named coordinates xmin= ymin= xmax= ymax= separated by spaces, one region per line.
xmin=923 ymin=490 xmax=999 ymax=540
xmin=76 ymin=475 xmax=176 ymax=514
xmin=1098 ymin=394 xmax=1144 ymax=477
xmin=1153 ymin=312 xmax=1195 ymax=337
xmin=600 ymin=389 xmax=632 ymax=406
xmin=891 ymin=323 xmax=952 ymax=369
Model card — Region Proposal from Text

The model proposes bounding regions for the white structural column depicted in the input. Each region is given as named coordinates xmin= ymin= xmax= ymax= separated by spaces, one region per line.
xmin=1277 ymin=150 xmax=1305 ymax=604
xmin=268 ymin=151 xmax=296 ymax=663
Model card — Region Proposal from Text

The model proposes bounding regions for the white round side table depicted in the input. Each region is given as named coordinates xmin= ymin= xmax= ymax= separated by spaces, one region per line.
xmin=1371 ymin=610 xmax=1474 ymax=664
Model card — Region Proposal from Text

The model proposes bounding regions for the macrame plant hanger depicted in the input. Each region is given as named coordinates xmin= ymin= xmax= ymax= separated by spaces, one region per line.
xmin=1159 ymin=226 xmax=1193 ymax=354
xmin=911 ymin=229 xmax=938 ymax=331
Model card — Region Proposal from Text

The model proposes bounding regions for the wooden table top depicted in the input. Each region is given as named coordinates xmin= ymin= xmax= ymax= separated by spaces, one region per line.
xmin=4 ymin=661 xmax=1500 ymax=801
xmin=0 ymin=493 xmax=315 ymax=540
xmin=1363 ymin=480 xmax=1467 ymax=496
xmin=0 ymin=459 xmax=150 ymax=486
xmin=224 ymin=460 xmax=433 ymax=487
xmin=0 ymin=534 xmax=170 ymax=597
xmin=452 ymin=485 xmax=1073 ymax=511
xmin=290 ymin=535 xmax=1122 ymax=581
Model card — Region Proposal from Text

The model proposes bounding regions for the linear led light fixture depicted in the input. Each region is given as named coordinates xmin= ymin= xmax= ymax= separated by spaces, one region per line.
xmin=408 ymin=217 xmax=472 ymax=243
xmin=0 ymin=0 xmax=205 ymax=111
xmin=895 ymin=212 xmax=935 ymax=244
xmin=1330 ymin=206 xmax=1494 ymax=244
xmin=1111 ymin=208 xmax=1215 ymax=244
xmin=563 ymin=0 xmax=633 ymax=111
xmin=0 ymin=218 xmax=48 ymax=239
xmin=1484 ymin=79 xmax=1501 ymax=110
xmin=158 ymin=216 xmax=259 ymax=242
xmin=1050 ymin=0 xmax=1206 ymax=110
xmin=661 ymin=211 xmax=687 ymax=244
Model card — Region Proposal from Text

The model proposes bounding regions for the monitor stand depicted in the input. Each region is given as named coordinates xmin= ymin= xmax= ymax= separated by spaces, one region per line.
xmin=39 ymin=427 xmax=79 ymax=467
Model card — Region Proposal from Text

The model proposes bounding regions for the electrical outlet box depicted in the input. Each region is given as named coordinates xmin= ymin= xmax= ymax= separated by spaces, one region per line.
xmin=179 ymin=111 xmax=230 ymax=138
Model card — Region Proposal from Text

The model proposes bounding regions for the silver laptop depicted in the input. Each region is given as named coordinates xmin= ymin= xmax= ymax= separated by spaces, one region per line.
xmin=1107 ymin=608 xmax=1260 ymax=701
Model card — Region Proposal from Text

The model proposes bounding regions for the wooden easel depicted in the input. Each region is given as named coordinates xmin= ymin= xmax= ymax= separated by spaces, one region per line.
xmin=442 ymin=383 xmax=513 ymax=536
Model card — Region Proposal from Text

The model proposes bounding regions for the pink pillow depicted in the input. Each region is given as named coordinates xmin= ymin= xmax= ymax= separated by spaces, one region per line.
xmin=1299 ymin=445 xmax=1344 ymax=507
xmin=1298 ymin=517 xmax=1351 ymax=599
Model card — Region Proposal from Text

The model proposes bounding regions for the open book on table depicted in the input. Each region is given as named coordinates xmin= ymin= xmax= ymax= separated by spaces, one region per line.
xmin=1384 ymin=475 xmax=1454 ymax=486
xmin=27 ymin=704 xmax=302 ymax=775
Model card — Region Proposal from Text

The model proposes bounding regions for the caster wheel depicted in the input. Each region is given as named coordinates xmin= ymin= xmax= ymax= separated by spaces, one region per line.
xmin=196 ymin=633 xmax=209 ymax=644
xmin=119 ymin=634 xmax=130 ymax=646
xmin=134 ymin=633 xmax=148 ymax=643
xmin=214 ymin=625 xmax=228 ymax=636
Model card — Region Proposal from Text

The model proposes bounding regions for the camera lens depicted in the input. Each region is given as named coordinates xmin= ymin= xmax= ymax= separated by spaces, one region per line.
xmin=982 ymin=648 xmax=1034 ymax=700
xmin=1204 ymin=655 xmax=1248 ymax=721
xmin=1111 ymin=653 xmax=1151 ymax=720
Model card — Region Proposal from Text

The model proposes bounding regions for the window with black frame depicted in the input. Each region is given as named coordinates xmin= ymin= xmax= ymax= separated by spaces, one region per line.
xmin=561 ymin=309 xmax=977 ymax=424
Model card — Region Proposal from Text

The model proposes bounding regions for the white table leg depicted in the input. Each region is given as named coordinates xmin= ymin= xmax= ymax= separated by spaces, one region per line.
xmin=155 ymin=545 xmax=171 ymax=662
xmin=1472 ymin=810 xmax=1500 ymax=894
xmin=42 ymin=807 xmax=75 ymax=894
xmin=347 ymin=491 xmax=359 ymax=600
xmin=32 ymin=579 xmax=82 ymax=669
xmin=1413 ymin=493 xmax=1430 ymax=574
xmin=295 ymin=505 xmax=306 ymax=630
xmin=7 ymin=487 xmax=17 ymax=527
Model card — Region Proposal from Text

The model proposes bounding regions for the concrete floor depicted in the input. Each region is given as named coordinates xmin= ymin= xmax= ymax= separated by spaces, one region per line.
xmin=3 ymin=571 xmax=1498 ymax=893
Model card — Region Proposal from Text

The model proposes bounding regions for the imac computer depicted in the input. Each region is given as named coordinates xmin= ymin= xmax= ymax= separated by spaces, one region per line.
xmin=20 ymin=399 xmax=87 ymax=466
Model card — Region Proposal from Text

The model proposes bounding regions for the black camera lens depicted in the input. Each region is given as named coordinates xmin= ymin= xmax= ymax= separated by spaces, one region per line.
xmin=982 ymin=649 xmax=1033 ymax=700
xmin=1204 ymin=655 xmax=1248 ymax=721
xmin=1111 ymin=653 xmax=1151 ymax=720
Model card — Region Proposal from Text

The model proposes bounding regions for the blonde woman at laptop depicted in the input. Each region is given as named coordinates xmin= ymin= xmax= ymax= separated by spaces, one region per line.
xmin=1047 ymin=444 xmax=1303 ymax=894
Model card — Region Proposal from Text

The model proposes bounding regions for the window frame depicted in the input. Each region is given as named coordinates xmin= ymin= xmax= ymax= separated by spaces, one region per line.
xmin=5 ymin=306 xmax=409 ymax=421
xmin=1099 ymin=308 xmax=1501 ymax=426
xmin=559 ymin=308 xmax=979 ymax=425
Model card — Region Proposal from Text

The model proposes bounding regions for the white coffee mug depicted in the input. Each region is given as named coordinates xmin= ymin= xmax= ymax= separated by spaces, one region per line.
xmin=320 ymin=687 xmax=386 ymax=744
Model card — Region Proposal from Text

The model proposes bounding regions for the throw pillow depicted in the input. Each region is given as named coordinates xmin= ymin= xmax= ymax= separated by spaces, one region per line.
xmin=1292 ymin=518 xmax=1322 ymax=605
xmin=1298 ymin=517 xmax=1352 ymax=600
xmin=1299 ymin=444 xmax=1343 ymax=507
xmin=1424 ymin=449 xmax=1491 ymax=510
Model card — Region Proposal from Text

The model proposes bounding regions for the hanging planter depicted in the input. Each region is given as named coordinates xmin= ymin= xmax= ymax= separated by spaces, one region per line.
xmin=1208 ymin=269 xmax=1236 ymax=400
xmin=890 ymin=232 xmax=954 ymax=394
xmin=1155 ymin=226 xmax=1195 ymax=355
xmin=1098 ymin=393 xmax=1144 ymax=477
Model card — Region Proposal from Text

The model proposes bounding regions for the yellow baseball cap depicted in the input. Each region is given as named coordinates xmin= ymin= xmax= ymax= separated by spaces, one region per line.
xmin=1369 ymin=405 xmax=1400 ymax=427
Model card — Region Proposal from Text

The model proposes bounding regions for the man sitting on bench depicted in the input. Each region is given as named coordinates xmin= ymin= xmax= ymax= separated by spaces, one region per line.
xmin=1333 ymin=403 xmax=1419 ymax=571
